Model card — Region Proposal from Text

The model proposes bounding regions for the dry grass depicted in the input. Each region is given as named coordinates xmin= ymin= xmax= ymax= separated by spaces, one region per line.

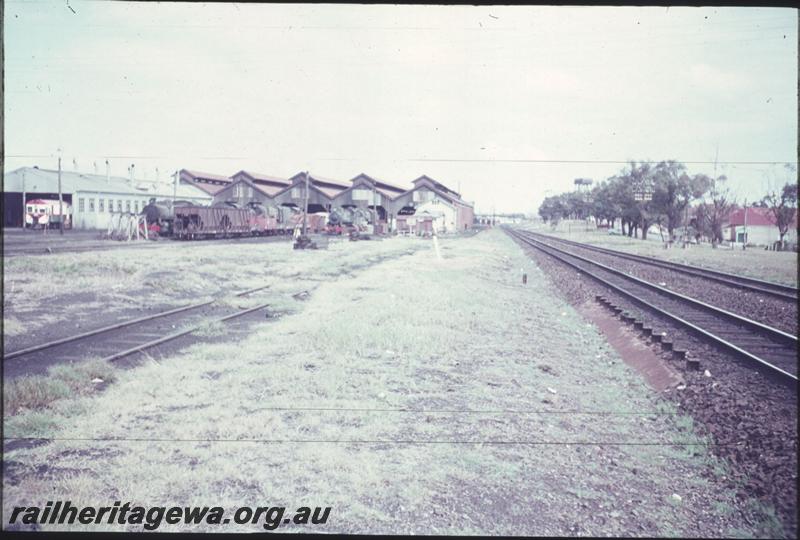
xmin=3 ymin=237 xmax=429 ymax=343
xmin=1 ymin=230 xmax=769 ymax=536
xmin=4 ymin=358 xmax=117 ymax=416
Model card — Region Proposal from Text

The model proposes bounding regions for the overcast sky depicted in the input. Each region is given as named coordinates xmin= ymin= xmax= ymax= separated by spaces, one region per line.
xmin=4 ymin=2 xmax=797 ymax=213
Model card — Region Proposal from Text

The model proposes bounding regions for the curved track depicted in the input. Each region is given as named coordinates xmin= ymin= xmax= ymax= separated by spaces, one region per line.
xmin=518 ymin=229 xmax=797 ymax=300
xmin=508 ymin=228 xmax=798 ymax=386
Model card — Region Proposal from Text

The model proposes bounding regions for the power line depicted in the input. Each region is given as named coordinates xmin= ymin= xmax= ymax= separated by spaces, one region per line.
xmin=1 ymin=436 xmax=765 ymax=447
xmin=405 ymin=159 xmax=797 ymax=165
xmin=6 ymin=155 xmax=796 ymax=165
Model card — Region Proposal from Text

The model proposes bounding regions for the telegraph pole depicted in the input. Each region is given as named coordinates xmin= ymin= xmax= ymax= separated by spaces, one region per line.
xmin=302 ymin=170 xmax=309 ymax=236
xmin=743 ymin=198 xmax=748 ymax=250
xmin=21 ymin=170 xmax=26 ymax=229
xmin=58 ymin=152 xmax=64 ymax=235
xmin=172 ymin=170 xmax=179 ymax=207
xmin=372 ymin=180 xmax=378 ymax=233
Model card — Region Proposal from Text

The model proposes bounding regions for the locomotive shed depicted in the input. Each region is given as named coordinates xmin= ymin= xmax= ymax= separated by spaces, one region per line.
xmin=4 ymin=228 xmax=794 ymax=537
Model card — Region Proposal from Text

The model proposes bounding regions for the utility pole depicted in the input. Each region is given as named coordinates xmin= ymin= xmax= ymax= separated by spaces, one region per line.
xmin=372 ymin=180 xmax=378 ymax=233
xmin=172 ymin=170 xmax=179 ymax=208
xmin=58 ymin=152 xmax=64 ymax=235
xmin=743 ymin=198 xmax=748 ymax=250
xmin=21 ymin=170 xmax=26 ymax=229
xmin=302 ymin=170 xmax=309 ymax=236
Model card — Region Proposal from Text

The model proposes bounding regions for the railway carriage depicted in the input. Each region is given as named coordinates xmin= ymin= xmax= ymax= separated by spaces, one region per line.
xmin=25 ymin=199 xmax=73 ymax=229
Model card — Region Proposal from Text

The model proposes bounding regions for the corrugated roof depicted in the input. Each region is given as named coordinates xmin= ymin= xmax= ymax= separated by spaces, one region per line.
xmin=182 ymin=169 xmax=232 ymax=183
xmin=186 ymin=181 xmax=228 ymax=195
xmin=727 ymin=207 xmax=796 ymax=227
xmin=412 ymin=175 xmax=461 ymax=199
xmin=289 ymin=171 xmax=350 ymax=190
xmin=351 ymin=173 xmax=409 ymax=194
xmin=315 ymin=186 xmax=344 ymax=199
xmin=3 ymin=167 xmax=212 ymax=201
xmin=235 ymin=170 xmax=290 ymax=185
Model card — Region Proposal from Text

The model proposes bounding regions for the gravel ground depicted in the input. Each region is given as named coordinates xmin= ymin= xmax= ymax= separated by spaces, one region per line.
xmin=526 ymin=222 xmax=798 ymax=287
xmin=513 ymin=232 xmax=798 ymax=539
xmin=527 ymin=233 xmax=798 ymax=336
xmin=2 ymin=229 xmax=775 ymax=536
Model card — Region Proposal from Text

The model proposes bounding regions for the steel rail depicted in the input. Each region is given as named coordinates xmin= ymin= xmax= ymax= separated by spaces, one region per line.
xmin=518 ymin=229 xmax=798 ymax=300
xmin=515 ymin=231 xmax=795 ymax=345
xmin=103 ymin=302 xmax=272 ymax=363
xmin=508 ymin=228 xmax=798 ymax=386
xmin=3 ymin=285 xmax=270 ymax=361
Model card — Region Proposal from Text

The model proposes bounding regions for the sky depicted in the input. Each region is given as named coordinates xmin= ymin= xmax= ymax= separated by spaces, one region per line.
xmin=3 ymin=2 xmax=798 ymax=214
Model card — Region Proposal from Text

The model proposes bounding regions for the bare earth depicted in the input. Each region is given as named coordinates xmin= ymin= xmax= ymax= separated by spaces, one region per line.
xmin=2 ymin=230 xmax=773 ymax=535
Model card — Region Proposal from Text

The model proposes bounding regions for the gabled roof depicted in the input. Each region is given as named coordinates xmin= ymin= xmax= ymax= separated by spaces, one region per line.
xmin=184 ymin=181 xmax=228 ymax=195
xmin=350 ymin=173 xmax=409 ymax=195
xmin=288 ymin=171 xmax=350 ymax=190
xmin=232 ymin=170 xmax=290 ymax=186
xmin=4 ymin=166 xmax=211 ymax=200
xmin=181 ymin=169 xmax=232 ymax=183
xmin=401 ymin=178 xmax=474 ymax=208
xmin=727 ymin=207 xmax=797 ymax=227
xmin=412 ymin=175 xmax=461 ymax=199
xmin=214 ymin=176 xmax=275 ymax=199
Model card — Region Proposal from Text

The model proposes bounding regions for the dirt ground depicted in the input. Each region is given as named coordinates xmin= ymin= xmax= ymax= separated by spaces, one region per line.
xmin=2 ymin=230 xmax=778 ymax=535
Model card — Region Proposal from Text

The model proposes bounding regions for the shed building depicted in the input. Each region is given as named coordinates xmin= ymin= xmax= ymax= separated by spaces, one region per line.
xmin=390 ymin=175 xmax=474 ymax=234
xmin=179 ymin=169 xmax=233 ymax=195
xmin=271 ymin=172 xmax=349 ymax=213
xmin=3 ymin=166 xmax=211 ymax=229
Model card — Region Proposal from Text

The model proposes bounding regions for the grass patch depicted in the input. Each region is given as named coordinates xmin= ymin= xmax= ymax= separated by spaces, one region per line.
xmin=3 ymin=316 xmax=26 ymax=337
xmin=192 ymin=320 xmax=227 ymax=338
xmin=4 ymin=358 xmax=117 ymax=416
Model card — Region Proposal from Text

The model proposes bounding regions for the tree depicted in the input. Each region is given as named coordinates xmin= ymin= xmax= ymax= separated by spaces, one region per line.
xmin=697 ymin=174 xmax=734 ymax=247
xmin=763 ymin=181 xmax=798 ymax=250
xmin=538 ymin=195 xmax=567 ymax=224
xmin=649 ymin=161 xmax=712 ymax=242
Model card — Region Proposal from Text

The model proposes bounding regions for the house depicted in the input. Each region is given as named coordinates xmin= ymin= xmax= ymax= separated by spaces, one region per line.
xmin=724 ymin=207 xmax=798 ymax=246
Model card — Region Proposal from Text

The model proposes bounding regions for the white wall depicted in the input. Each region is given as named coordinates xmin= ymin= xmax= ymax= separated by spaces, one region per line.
xmin=727 ymin=224 xmax=797 ymax=246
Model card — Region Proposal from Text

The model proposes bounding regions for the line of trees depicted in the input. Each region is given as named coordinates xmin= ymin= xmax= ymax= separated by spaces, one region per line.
xmin=538 ymin=160 xmax=798 ymax=248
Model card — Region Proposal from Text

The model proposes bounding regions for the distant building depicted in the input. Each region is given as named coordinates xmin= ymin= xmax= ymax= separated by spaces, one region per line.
xmin=5 ymin=165 xmax=475 ymax=234
xmin=391 ymin=175 xmax=474 ymax=234
xmin=724 ymin=207 xmax=798 ymax=246
xmin=3 ymin=167 xmax=211 ymax=229
xmin=179 ymin=169 xmax=233 ymax=195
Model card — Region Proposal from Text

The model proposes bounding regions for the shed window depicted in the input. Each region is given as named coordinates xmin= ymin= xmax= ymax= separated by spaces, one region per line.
xmin=78 ymin=198 xmax=85 ymax=212
xmin=99 ymin=199 xmax=105 ymax=212
xmin=134 ymin=201 xmax=139 ymax=213
xmin=109 ymin=199 xmax=113 ymax=212
xmin=117 ymin=200 xmax=122 ymax=211
xmin=89 ymin=198 xmax=95 ymax=212
xmin=126 ymin=200 xmax=131 ymax=212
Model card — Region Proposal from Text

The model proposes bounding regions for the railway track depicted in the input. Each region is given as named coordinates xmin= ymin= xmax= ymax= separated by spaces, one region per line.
xmin=517 ymin=229 xmax=798 ymax=301
xmin=2 ymin=233 xmax=296 ymax=258
xmin=3 ymin=285 xmax=276 ymax=379
xmin=507 ymin=228 xmax=798 ymax=386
